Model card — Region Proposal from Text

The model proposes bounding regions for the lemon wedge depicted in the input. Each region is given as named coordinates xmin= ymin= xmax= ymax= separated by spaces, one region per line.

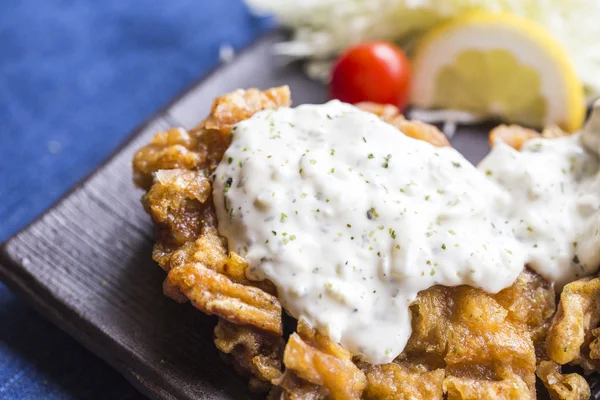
xmin=411 ymin=12 xmax=585 ymax=132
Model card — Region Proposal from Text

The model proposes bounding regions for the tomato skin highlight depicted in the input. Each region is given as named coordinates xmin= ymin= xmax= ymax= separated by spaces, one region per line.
xmin=330 ymin=41 xmax=412 ymax=111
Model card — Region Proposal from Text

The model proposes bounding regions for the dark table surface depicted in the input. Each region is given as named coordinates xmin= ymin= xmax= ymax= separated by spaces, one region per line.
xmin=0 ymin=1 xmax=272 ymax=398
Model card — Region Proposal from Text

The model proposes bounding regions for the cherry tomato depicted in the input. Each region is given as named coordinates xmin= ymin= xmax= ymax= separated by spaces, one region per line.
xmin=330 ymin=41 xmax=412 ymax=111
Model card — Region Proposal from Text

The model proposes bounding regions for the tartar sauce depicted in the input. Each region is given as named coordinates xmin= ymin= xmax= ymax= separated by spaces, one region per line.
xmin=213 ymin=100 xmax=600 ymax=364
xmin=479 ymin=133 xmax=600 ymax=287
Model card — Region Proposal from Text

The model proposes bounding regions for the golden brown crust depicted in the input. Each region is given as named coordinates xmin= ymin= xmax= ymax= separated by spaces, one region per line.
xmin=404 ymin=284 xmax=540 ymax=398
xmin=488 ymin=124 xmax=571 ymax=151
xmin=132 ymin=128 xmax=205 ymax=190
xmin=278 ymin=321 xmax=367 ymax=400
xmin=494 ymin=268 xmax=556 ymax=355
xmin=536 ymin=361 xmax=590 ymax=400
xmin=355 ymin=102 xmax=450 ymax=147
xmin=546 ymin=277 xmax=600 ymax=372
xmin=132 ymin=86 xmax=292 ymax=190
xmin=165 ymin=262 xmax=282 ymax=335
xmin=214 ymin=319 xmax=284 ymax=392
xmin=358 ymin=362 xmax=445 ymax=399
xmin=133 ymin=87 xmax=291 ymax=389
xmin=489 ymin=124 xmax=541 ymax=150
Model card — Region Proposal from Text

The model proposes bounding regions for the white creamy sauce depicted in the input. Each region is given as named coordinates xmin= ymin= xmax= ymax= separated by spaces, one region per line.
xmin=213 ymin=101 xmax=600 ymax=364
xmin=479 ymin=135 xmax=600 ymax=286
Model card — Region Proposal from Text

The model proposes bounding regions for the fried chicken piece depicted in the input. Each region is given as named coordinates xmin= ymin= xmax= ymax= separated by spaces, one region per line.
xmin=536 ymin=361 xmax=590 ymax=400
xmin=444 ymin=372 xmax=531 ymax=400
xmin=133 ymin=128 xmax=204 ymax=190
xmin=143 ymin=169 xmax=214 ymax=250
xmin=356 ymin=102 xmax=450 ymax=147
xmin=278 ymin=320 xmax=367 ymax=400
xmin=132 ymin=86 xmax=291 ymax=190
xmin=547 ymin=277 xmax=600 ymax=372
xmin=489 ymin=124 xmax=541 ymax=150
xmin=354 ymin=102 xmax=401 ymax=120
xmin=489 ymin=123 xmax=572 ymax=151
xmin=270 ymin=371 xmax=328 ymax=400
xmin=406 ymin=284 xmax=538 ymax=399
xmin=279 ymin=270 xmax=553 ymax=400
xmin=214 ymin=319 xmax=284 ymax=392
xmin=383 ymin=270 xmax=553 ymax=399
xmin=494 ymin=268 xmax=556 ymax=355
xmin=199 ymin=86 xmax=291 ymax=133
xmin=164 ymin=262 xmax=282 ymax=335
xmin=133 ymin=87 xmax=291 ymax=392
xmin=133 ymin=87 xmax=565 ymax=398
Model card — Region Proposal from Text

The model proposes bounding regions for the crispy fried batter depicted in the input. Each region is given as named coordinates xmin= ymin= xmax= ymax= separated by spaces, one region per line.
xmin=279 ymin=321 xmax=367 ymax=400
xmin=165 ymin=262 xmax=282 ymax=335
xmin=199 ymin=86 xmax=291 ymax=133
xmin=133 ymin=128 xmax=204 ymax=190
xmin=143 ymin=169 xmax=214 ymax=250
xmin=489 ymin=124 xmax=571 ymax=151
xmin=133 ymin=87 xmax=291 ymax=391
xmin=356 ymin=102 xmax=450 ymax=147
xmin=494 ymin=268 xmax=556 ymax=355
xmin=271 ymin=371 xmax=329 ymax=400
xmin=277 ymin=269 xmax=553 ymax=400
xmin=489 ymin=124 xmax=541 ymax=150
xmin=358 ymin=362 xmax=444 ymax=399
xmin=354 ymin=102 xmax=402 ymax=120
xmin=546 ymin=277 xmax=600 ymax=372
xmin=536 ymin=361 xmax=590 ymax=400
xmin=405 ymin=284 xmax=540 ymax=399
xmin=215 ymin=319 xmax=284 ymax=392
xmin=132 ymin=86 xmax=291 ymax=190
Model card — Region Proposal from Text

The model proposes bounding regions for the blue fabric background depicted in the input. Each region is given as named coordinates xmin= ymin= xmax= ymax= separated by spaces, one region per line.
xmin=0 ymin=1 xmax=272 ymax=398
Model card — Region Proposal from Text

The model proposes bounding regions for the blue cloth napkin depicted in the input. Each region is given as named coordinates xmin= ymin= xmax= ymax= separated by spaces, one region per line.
xmin=0 ymin=1 xmax=272 ymax=398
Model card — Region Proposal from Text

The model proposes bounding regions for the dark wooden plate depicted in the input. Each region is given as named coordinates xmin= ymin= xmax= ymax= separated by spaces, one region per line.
xmin=0 ymin=31 xmax=558 ymax=400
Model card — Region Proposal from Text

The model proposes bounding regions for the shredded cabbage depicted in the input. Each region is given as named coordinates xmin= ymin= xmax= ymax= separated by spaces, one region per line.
xmin=246 ymin=0 xmax=600 ymax=95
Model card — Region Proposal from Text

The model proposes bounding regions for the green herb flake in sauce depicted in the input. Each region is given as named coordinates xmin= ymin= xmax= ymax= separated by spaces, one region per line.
xmin=366 ymin=207 xmax=379 ymax=219
xmin=382 ymin=154 xmax=392 ymax=168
